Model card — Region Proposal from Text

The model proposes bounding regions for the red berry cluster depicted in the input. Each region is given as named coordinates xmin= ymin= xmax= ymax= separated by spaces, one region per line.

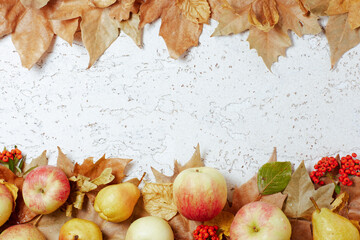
xmin=310 ymin=156 xmax=339 ymax=185
xmin=338 ymin=153 xmax=359 ymax=186
xmin=0 ymin=147 xmax=22 ymax=163
xmin=193 ymin=225 xmax=219 ymax=240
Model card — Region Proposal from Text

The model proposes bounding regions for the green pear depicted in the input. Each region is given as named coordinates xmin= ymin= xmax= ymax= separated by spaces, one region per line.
xmin=94 ymin=182 xmax=140 ymax=222
xmin=312 ymin=206 xmax=360 ymax=240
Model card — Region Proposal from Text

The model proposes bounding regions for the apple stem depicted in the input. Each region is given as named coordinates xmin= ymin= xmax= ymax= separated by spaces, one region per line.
xmin=254 ymin=194 xmax=262 ymax=202
xmin=137 ymin=172 xmax=146 ymax=187
xmin=310 ymin=197 xmax=320 ymax=213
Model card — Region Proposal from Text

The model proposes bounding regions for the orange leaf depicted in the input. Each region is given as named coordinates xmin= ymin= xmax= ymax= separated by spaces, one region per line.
xmin=139 ymin=0 xmax=171 ymax=28
xmin=43 ymin=0 xmax=89 ymax=20
xmin=176 ymin=0 xmax=210 ymax=23
xmin=20 ymin=0 xmax=50 ymax=9
xmin=0 ymin=0 xmax=25 ymax=38
xmin=109 ymin=0 xmax=142 ymax=21
xmin=247 ymin=25 xmax=291 ymax=70
xmin=11 ymin=9 xmax=54 ymax=69
xmin=50 ymin=18 xmax=79 ymax=45
xmin=80 ymin=8 xmax=119 ymax=68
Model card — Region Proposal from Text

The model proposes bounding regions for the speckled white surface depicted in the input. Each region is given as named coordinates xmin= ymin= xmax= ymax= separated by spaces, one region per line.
xmin=0 ymin=19 xmax=360 ymax=191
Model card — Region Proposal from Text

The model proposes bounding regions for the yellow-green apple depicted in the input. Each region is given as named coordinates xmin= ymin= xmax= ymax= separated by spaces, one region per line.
xmin=0 ymin=184 xmax=13 ymax=227
xmin=125 ymin=216 xmax=174 ymax=240
xmin=22 ymin=165 xmax=70 ymax=214
xmin=59 ymin=218 xmax=103 ymax=240
xmin=173 ymin=167 xmax=227 ymax=221
xmin=0 ymin=223 xmax=46 ymax=240
xmin=230 ymin=201 xmax=291 ymax=240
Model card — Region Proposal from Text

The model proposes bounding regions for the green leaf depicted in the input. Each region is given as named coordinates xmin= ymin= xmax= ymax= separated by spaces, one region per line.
xmin=335 ymin=184 xmax=341 ymax=195
xmin=257 ymin=162 xmax=292 ymax=195
xmin=8 ymin=159 xmax=15 ymax=173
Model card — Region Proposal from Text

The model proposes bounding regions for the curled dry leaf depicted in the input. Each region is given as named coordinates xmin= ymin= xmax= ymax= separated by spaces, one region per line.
xmin=151 ymin=144 xmax=204 ymax=183
xmin=20 ymin=0 xmax=50 ymax=9
xmin=168 ymin=214 xmax=201 ymax=240
xmin=142 ymin=182 xmax=177 ymax=220
xmin=204 ymin=211 xmax=234 ymax=238
xmin=331 ymin=192 xmax=349 ymax=213
xmin=248 ymin=0 xmax=279 ymax=32
xmin=283 ymin=161 xmax=335 ymax=220
xmin=56 ymin=147 xmax=75 ymax=178
xmin=176 ymin=0 xmax=210 ymax=23
xmin=11 ymin=9 xmax=54 ymax=69
xmin=80 ymin=8 xmax=119 ymax=68
xmin=290 ymin=219 xmax=312 ymax=240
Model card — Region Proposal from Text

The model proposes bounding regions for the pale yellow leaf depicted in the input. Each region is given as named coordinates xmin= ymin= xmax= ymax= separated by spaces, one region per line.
xmin=176 ymin=0 xmax=210 ymax=23
xmin=331 ymin=192 xmax=349 ymax=213
xmin=91 ymin=168 xmax=115 ymax=186
xmin=142 ymin=182 xmax=177 ymax=220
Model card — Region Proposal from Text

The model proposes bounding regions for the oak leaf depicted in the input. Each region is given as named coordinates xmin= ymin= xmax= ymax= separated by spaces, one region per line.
xmin=290 ymin=219 xmax=312 ymax=240
xmin=151 ymin=144 xmax=203 ymax=183
xmin=283 ymin=161 xmax=335 ymax=220
xmin=11 ymin=9 xmax=54 ymax=69
xmin=139 ymin=0 xmax=203 ymax=58
xmin=168 ymin=214 xmax=201 ymax=240
xmin=80 ymin=8 xmax=119 ymax=68
xmin=142 ymin=182 xmax=177 ymax=220
xmin=325 ymin=14 xmax=360 ymax=68
xmin=176 ymin=0 xmax=210 ymax=23
xmin=204 ymin=211 xmax=234 ymax=238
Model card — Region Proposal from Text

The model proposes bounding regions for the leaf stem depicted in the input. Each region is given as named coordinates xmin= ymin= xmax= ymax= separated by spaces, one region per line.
xmin=137 ymin=172 xmax=146 ymax=187
xmin=310 ymin=197 xmax=320 ymax=213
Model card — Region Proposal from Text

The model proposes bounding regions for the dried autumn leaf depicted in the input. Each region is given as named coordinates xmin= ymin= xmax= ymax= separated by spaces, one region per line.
xmin=36 ymin=210 xmax=72 ymax=239
xmin=151 ymin=144 xmax=204 ymax=183
xmin=80 ymin=8 xmax=119 ymax=68
xmin=301 ymin=0 xmax=329 ymax=15
xmin=42 ymin=0 xmax=89 ymax=20
xmin=90 ymin=0 xmax=116 ymax=8
xmin=331 ymin=192 xmax=349 ymax=213
xmin=260 ymin=192 xmax=287 ymax=209
xmin=109 ymin=0 xmax=142 ymax=21
xmin=23 ymin=150 xmax=48 ymax=175
xmin=50 ymin=18 xmax=79 ymax=45
xmin=0 ymin=0 xmax=25 ymax=38
xmin=248 ymin=26 xmax=291 ymax=70
xmin=20 ymin=0 xmax=49 ymax=9
xmin=92 ymin=168 xmax=115 ymax=185
xmin=12 ymin=196 xmax=38 ymax=223
xmin=327 ymin=0 xmax=360 ymax=29
xmin=11 ymin=9 xmax=54 ymax=69
xmin=0 ymin=165 xmax=23 ymax=189
xmin=204 ymin=211 xmax=234 ymax=238
xmin=169 ymin=214 xmax=201 ymax=240
xmin=341 ymin=177 xmax=360 ymax=221
xmin=283 ymin=161 xmax=335 ymax=220
xmin=56 ymin=147 xmax=75 ymax=178
xmin=176 ymin=0 xmax=210 ymax=23
xmin=248 ymin=0 xmax=279 ymax=32
xmin=325 ymin=14 xmax=360 ymax=68
xmin=142 ymin=182 xmax=177 ymax=220
xmin=257 ymin=161 xmax=292 ymax=195
xmin=290 ymin=219 xmax=312 ymax=240
xmin=139 ymin=0 xmax=203 ymax=58
xmin=118 ymin=13 xmax=143 ymax=47
xmin=0 ymin=179 xmax=18 ymax=207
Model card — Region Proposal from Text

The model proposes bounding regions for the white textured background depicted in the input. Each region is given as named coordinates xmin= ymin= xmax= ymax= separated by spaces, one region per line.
xmin=0 ymin=19 xmax=360 ymax=192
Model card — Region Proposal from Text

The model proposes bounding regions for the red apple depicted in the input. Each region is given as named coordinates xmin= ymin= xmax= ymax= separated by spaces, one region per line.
xmin=22 ymin=165 xmax=70 ymax=214
xmin=173 ymin=167 xmax=227 ymax=221
xmin=0 ymin=223 xmax=46 ymax=240
xmin=230 ymin=201 xmax=291 ymax=240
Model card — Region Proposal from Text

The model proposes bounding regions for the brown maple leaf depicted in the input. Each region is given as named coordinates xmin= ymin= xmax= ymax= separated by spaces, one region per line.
xmin=325 ymin=14 xmax=360 ymax=68
xmin=151 ymin=144 xmax=204 ymax=183
xmin=139 ymin=0 xmax=208 ymax=58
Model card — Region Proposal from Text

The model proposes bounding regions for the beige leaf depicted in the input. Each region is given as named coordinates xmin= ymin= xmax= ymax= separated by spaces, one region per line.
xmin=176 ymin=0 xmax=210 ymax=23
xmin=204 ymin=211 xmax=234 ymax=237
xmin=260 ymin=192 xmax=287 ymax=209
xmin=301 ymin=0 xmax=329 ymax=15
xmin=247 ymin=26 xmax=291 ymax=70
xmin=42 ymin=0 xmax=90 ymax=20
xmin=50 ymin=18 xmax=79 ymax=45
xmin=142 ymin=182 xmax=177 ymax=220
xmin=12 ymin=9 xmax=54 ymax=69
xmin=348 ymin=0 xmax=360 ymax=29
xmin=80 ymin=8 xmax=119 ymax=68
xmin=23 ymin=150 xmax=48 ymax=174
xmin=36 ymin=210 xmax=72 ymax=239
xmin=89 ymin=0 xmax=116 ymax=8
xmin=326 ymin=0 xmax=349 ymax=15
xmin=110 ymin=0 xmax=142 ymax=22
xmin=248 ymin=0 xmax=279 ymax=32
xmin=56 ymin=147 xmax=75 ymax=178
xmin=277 ymin=0 xmax=321 ymax=37
xmin=91 ymin=168 xmax=115 ymax=186
xmin=325 ymin=14 xmax=360 ymax=68
xmin=283 ymin=161 xmax=335 ymax=220
xmin=119 ymin=13 xmax=143 ymax=47
xmin=20 ymin=0 xmax=49 ymax=9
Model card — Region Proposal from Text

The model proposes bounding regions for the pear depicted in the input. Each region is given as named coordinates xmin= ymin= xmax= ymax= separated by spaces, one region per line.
xmin=94 ymin=182 xmax=140 ymax=223
xmin=311 ymin=198 xmax=360 ymax=240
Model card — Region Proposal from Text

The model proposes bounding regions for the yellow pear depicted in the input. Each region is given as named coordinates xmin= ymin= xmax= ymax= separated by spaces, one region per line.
xmin=94 ymin=182 xmax=140 ymax=222
xmin=312 ymin=204 xmax=360 ymax=240
xmin=59 ymin=218 xmax=103 ymax=240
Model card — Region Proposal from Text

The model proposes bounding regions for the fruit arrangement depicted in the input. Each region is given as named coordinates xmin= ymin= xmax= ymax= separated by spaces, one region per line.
xmin=0 ymin=145 xmax=360 ymax=240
